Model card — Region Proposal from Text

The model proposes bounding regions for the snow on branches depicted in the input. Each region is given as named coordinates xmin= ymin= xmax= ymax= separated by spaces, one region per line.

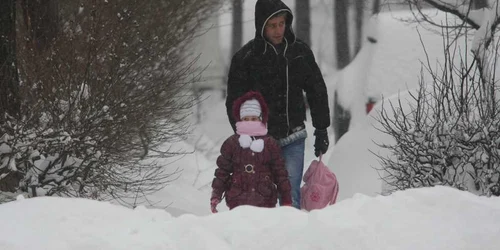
xmin=375 ymin=2 xmax=500 ymax=196
xmin=0 ymin=0 xmax=220 ymax=204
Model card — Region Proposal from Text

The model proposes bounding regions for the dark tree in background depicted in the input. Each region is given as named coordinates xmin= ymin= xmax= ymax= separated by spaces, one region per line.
xmin=230 ymin=0 xmax=243 ymax=58
xmin=332 ymin=0 xmax=351 ymax=143
xmin=353 ymin=0 xmax=364 ymax=55
xmin=21 ymin=0 xmax=59 ymax=53
xmin=373 ymin=0 xmax=381 ymax=14
xmin=224 ymin=0 xmax=243 ymax=98
xmin=0 ymin=0 xmax=20 ymax=119
xmin=295 ymin=0 xmax=311 ymax=46
xmin=334 ymin=0 xmax=350 ymax=70
xmin=0 ymin=0 xmax=21 ymax=193
xmin=473 ymin=0 xmax=488 ymax=9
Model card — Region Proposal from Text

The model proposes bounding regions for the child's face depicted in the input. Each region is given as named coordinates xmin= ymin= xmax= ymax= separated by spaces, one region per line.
xmin=242 ymin=116 xmax=261 ymax=122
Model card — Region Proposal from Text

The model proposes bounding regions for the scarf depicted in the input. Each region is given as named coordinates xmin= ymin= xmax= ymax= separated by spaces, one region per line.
xmin=235 ymin=121 xmax=267 ymax=153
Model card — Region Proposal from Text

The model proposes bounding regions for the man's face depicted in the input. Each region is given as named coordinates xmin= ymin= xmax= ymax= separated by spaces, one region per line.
xmin=264 ymin=15 xmax=286 ymax=45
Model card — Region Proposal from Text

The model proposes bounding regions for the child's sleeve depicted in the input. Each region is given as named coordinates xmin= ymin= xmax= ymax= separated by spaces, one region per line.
xmin=268 ymin=139 xmax=292 ymax=205
xmin=211 ymin=136 xmax=234 ymax=200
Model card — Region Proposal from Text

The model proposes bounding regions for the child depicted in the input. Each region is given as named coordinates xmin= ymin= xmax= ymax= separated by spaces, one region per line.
xmin=210 ymin=91 xmax=292 ymax=212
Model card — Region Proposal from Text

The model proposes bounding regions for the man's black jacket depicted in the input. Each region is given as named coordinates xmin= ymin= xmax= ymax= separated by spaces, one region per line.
xmin=226 ymin=0 xmax=330 ymax=140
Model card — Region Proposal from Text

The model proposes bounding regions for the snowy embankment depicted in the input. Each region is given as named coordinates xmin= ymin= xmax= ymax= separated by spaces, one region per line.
xmin=1 ymin=186 xmax=499 ymax=250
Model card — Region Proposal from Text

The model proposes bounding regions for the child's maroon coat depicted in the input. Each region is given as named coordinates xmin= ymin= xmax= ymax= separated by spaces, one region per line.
xmin=211 ymin=91 xmax=292 ymax=209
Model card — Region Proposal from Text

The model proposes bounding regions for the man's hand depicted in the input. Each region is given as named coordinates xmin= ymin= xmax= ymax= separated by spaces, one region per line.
xmin=210 ymin=197 xmax=220 ymax=213
xmin=314 ymin=129 xmax=329 ymax=157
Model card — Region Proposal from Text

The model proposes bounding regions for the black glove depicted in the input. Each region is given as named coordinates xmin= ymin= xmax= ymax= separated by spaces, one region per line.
xmin=314 ymin=129 xmax=329 ymax=157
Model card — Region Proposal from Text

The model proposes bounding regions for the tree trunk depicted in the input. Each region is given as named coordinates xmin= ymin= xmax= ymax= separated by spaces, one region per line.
xmin=295 ymin=0 xmax=311 ymax=46
xmin=0 ymin=0 xmax=21 ymax=193
xmin=333 ymin=0 xmax=351 ymax=143
xmin=335 ymin=0 xmax=350 ymax=69
xmin=373 ymin=0 xmax=381 ymax=14
xmin=225 ymin=0 xmax=243 ymax=98
xmin=0 ymin=0 xmax=20 ymax=118
xmin=353 ymin=0 xmax=364 ymax=55
xmin=472 ymin=0 xmax=488 ymax=9
xmin=21 ymin=0 xmax=59 ymax=52
xmin=230 ymin=0 xmax=243 ymax=59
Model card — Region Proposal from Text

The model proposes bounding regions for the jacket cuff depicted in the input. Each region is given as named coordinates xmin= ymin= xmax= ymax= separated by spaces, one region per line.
xmin=314 ymin=128 xmax=328 ymax=136
xmin=211 ymin=190 xmax=223 ymax=200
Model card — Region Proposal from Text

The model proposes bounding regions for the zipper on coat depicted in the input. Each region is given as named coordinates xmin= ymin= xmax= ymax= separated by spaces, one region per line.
xmin=266 ymin=39 xmax=291 ymax=136
xmin=284 ymin=38 xmax=290 ymax=136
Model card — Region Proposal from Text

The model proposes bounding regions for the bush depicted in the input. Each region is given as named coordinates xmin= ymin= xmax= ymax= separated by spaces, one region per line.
xmin=0 ymin=0 xmax=220 ymax=203
xmin=375 ymin=28 xmax=500 ymax=196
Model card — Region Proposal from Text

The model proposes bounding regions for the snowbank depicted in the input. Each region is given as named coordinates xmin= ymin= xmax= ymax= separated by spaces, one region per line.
xmin=1 ymin=186 xmax=500 ymax=250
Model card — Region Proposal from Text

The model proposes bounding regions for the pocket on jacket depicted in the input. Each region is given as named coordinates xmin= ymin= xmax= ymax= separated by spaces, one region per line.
xmin=226 ymin=186 xmax=243 ymax=200
xmin=257 ymin=173 xmax=276 ymax=198
xmin=226 ymin=175 xmax=243 ymax=200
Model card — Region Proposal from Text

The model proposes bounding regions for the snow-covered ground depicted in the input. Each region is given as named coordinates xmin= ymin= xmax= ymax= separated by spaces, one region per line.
xmin=2 ymin=0 xmax=500 ymax=249
xmin=1 ymin=186 xmax=500 ymax=250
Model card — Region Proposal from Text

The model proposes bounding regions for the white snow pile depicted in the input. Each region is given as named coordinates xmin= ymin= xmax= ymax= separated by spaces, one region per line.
xmin=1 ymin=186 xmax=500 ymax=250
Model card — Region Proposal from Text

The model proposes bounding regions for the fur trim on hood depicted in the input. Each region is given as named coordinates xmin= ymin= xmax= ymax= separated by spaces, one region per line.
xmin=232 ymin=91 xmax=269 ymax=123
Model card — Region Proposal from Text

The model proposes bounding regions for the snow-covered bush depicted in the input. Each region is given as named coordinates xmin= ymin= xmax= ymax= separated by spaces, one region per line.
xmin=375 ymin=8 xmax=500 ymax=196
xmin=0 ymin=0 xmax=219 ymax=203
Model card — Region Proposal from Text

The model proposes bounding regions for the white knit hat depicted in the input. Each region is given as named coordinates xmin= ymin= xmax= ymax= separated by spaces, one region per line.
xmin=240 ymin=99 xmax=262 ymax=119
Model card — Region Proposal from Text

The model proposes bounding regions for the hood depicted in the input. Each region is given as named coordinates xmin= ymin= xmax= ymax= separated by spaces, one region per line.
xmin=232 ymin=91 xmax=269 ymax=123
xmin=254 ymin=0 xmax=296 ymax=53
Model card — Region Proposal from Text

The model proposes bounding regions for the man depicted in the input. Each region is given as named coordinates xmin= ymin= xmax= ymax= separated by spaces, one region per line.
xmin=225 ymin=0 xmax=330 ymax=209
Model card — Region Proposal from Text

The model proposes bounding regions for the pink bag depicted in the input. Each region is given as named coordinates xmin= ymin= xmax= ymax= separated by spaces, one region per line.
xmin=300 ymin=155 xmax=339 ymax=211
